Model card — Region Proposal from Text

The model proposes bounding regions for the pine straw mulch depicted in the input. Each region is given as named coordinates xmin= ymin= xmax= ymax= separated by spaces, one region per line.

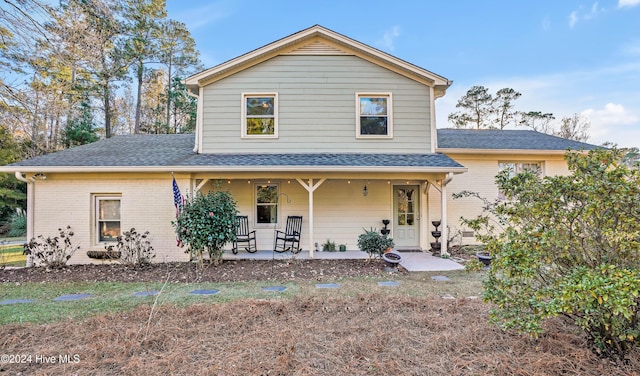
xmin=0 ymin=259 xmax=395 ymax=284
xmin=1 ymin=295 xmax=639 ymax=375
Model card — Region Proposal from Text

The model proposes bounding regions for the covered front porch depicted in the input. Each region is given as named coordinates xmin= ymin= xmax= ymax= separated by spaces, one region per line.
xmin=181 ymin=169 xmax=465 ymax=260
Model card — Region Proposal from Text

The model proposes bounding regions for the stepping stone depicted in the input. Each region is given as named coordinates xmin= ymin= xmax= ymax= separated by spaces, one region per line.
xmin=262 ymin=286 xmax=287 ymax=292
xmin=378 ymin=281 xmax=400 ymax=287
xmin=189 ymin=289 xmax=220 ymax=295
xmin=315 ymin=283 xmax=341 ymax=289
xmin=1 ymin=299 xmax=35 ymax=305
xmin=441 ymin=294 xmax=455 ymax=300
xmin=132 ymin=290 xmax=159 ymax=297
xmin=431 ymin=275 xmax=450 ymax=281
xmin=54 ymin=293 xmax=92 ymax=302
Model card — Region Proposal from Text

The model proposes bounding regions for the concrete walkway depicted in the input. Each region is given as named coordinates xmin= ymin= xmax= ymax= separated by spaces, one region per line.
xmin=223 ymin=250 xmax=464 ymax=272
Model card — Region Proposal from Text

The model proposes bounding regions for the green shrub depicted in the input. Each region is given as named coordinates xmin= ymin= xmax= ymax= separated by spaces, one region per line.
xmin=322 ymin=239 xmax=336 ymax=252
xmin=8 ymin=208 xmax=26 ymax=237
xmin=480 ymin=148 xmax=640 ymax=360
xmin=464 ymin=258 xmax=484 ymax=272
xmin=357 ymin=228 xmax=394 ymax=258
xmin=173 ymin=189 xmax=238 ymax=265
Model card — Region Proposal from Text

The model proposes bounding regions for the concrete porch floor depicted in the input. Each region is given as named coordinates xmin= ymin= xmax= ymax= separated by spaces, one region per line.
xmin=223 ymin=249 xmax=464 ymax=272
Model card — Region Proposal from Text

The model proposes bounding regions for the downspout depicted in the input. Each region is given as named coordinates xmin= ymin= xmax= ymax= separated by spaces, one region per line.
xmin=187 ymin=87 xmax=201 ymax=153
xmin=440 ymin=172 xmax=454 ymax=257
xmin=14 ymin=172 xmax=34 ymax=267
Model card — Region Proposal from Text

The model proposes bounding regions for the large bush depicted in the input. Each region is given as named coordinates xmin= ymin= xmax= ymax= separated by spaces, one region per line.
xmin=173 ymin=190 xmax=237 ymax=265
xmin=481 ymin=148 xmax=640 ymax=360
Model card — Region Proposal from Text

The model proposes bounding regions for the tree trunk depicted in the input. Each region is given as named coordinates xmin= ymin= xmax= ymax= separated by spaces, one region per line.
xmin=104 ymin=80 xmax=111 ymax=138
xmin=134 ymin=60 xmax=143 ymax=134
xmin=165 ymin=60 xmax=172 ymax=130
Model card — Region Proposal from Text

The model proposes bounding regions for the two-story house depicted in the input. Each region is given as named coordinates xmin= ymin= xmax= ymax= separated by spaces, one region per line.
xmin=1 ymin=25 xmax=597 ymax=264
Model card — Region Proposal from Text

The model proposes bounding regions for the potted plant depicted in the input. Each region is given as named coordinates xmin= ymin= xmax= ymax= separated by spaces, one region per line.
xmin=357 ymin=228 xmax=394 ymax=259
xmin=322 ymin=239 xmax=336 ymax=252
xmin=476 ymin=250 xmax=492 ymax=266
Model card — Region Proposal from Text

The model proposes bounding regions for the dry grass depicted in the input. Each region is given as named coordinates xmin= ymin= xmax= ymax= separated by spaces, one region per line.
xmin=1 ymin=295 xmax=638 ymax=375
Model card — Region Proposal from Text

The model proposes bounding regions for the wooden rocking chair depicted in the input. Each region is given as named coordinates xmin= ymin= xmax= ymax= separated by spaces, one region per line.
xmin=232 ymin=215 xmax=257 ymax=254
xmin=273 ymin=216 xmax=302 ymax=253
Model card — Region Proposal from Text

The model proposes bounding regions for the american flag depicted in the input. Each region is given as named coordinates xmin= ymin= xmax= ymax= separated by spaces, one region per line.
xmin=172 ymin=176 xmax=183 ymax=215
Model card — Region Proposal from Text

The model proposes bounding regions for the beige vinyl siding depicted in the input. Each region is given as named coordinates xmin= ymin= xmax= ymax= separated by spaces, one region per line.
xmin=200 ymin=55 xmax=432 ymax=153
xmin=199 ymin=179 xmax=393 ymax=252
xmin=31 ymin=173 xmax=189 ymax=264
xmin=434 ymin=153 xmax=571 ymax=245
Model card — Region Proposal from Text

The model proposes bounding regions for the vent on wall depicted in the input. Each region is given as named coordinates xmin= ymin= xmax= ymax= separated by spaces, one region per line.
xmin=462 ymin=231 xmax=475 ymax=238
xmin=286 ymin=41 xmax=348 ymax=55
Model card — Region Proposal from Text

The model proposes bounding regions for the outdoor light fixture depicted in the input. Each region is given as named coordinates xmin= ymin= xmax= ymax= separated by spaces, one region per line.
xmin=362 ymin=184 xmax=368 ymax=197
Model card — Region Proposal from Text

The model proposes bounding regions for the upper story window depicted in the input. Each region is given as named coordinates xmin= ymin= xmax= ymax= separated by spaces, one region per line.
xmin=356 ymin=93 xmax=393 ymax=138
xmin=242 ymin=93 xmax=278 ymax=138
xmin=95 ymin=195 xmax=121 ymax=243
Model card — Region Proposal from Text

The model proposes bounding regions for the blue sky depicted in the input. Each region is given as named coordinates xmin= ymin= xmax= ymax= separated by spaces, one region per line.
xmin=166 ymin=0 xmax=640 ymax=147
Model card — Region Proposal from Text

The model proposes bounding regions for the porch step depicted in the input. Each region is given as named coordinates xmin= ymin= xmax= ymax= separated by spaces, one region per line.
xmin=395 ymin=248 xmax=422 ymax=253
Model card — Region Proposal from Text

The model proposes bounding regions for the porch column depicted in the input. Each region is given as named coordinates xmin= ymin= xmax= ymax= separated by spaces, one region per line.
xmin=420 ymin=181 xmax=429 ymax=251
xmin=296 ymin=178 xmax=326 ymax=258
xmin=440 ymin=180 xmax=448 ymax=257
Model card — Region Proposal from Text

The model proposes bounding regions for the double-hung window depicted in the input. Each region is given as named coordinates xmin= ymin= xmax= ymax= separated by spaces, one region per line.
xmin=242 ymin=93 xmax=278 ymax=138
xmin=95 ymin=195 xmax=121 ymax=243
xmin=255 ymin=184 xmax=278 ymax=225
xmin=498 ymin=162 xmax=543 ymax=178
xmin=356 ymin=93 xmax=393 ymax=138
xmin=498 ymin=162 xmax=543 ymax=199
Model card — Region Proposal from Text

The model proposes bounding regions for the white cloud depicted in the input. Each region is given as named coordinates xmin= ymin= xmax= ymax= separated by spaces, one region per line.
xmin=568 ymin=2 xmax=605 ymax=27
xmin=581 ymin=103 xmax=639 ymax=145
xmin=618 ymin=0 xmax=640 ymax=8
xmin=569 ymin=11 xmax=579 ymax=28
xmin=542 ymin=16 xmax=551 ymax=30
xmin=582 ymin=103 xmax=638 ymax=126
xmin=168 ymin=1 xmax=232 ymax=30
xmin=376 ymin=26 xmax=401 ymax=51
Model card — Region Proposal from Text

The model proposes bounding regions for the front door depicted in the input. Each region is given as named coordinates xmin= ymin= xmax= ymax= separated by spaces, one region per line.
xmin=393 ymin=185 xmax=420 ymax=248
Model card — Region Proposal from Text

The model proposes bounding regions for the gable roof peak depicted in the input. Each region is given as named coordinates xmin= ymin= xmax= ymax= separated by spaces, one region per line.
xmin=185 ymin=25 xmax=451 ymax=95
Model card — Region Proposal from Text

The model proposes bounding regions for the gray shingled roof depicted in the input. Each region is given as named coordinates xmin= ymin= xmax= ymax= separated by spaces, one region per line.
xmin=5 ymin=129 xmax=594 ymax=172
xmin=437 ymin=129 xmax=599 ymax=150
xmin=4 ymin=134 xmax=464 ymax=171
xmin=9 ymin=134 xmax=196 ymax=167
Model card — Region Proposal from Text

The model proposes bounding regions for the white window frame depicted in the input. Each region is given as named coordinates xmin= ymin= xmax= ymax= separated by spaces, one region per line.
xmin=356 ymin=92 xmax=393 ymax=138
xmin=241 ymin=93 xmax=278 ymax=138
xmin=498 ymin=161 xmax=544 ymax=178
xmin=254 ymin=183 xmax=279 ymax=227
xmin=94 ymin=195 xmax=121 ymax=244
xmin=497 ymin=161 xmax=544 ymax=199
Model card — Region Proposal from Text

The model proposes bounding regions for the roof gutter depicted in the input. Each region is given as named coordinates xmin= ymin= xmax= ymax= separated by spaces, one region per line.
xmin=436 ymin=148 xmax=573 ymax=155
xmin=15 ymin=171 xmax=31 ymax=183
xmin=1 ymin=165 xmax=468 ymax=174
